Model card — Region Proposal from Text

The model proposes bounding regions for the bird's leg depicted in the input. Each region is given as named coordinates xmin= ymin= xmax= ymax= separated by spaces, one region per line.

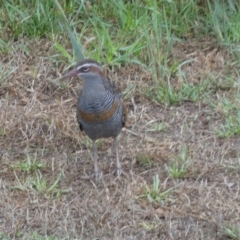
xmin=92 ymin=140 xmax=100 ymax=180
xmin=113 ymin=136 xmax=121 ymax=175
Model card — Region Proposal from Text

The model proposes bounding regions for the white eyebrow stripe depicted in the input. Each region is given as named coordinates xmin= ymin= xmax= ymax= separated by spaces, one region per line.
xmin=77 ymin=63 xmax=102 ymax=70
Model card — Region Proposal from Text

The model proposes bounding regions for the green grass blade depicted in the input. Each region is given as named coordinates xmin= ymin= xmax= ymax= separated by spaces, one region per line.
xmin=52 ymin=0 xmax=84 ymax=61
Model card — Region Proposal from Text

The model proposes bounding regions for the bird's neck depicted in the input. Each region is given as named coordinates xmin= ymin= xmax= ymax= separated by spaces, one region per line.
xmin=81 ymin=76 xmax=106 ymax=100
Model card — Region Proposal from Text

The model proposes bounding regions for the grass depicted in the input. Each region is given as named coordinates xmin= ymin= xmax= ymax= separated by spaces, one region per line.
xmin=214 ymin=96 xmax=240 ymax=137
xmin=1 ymin=0 xmax=58 ymax=39
xmin=146 ymin=121 xmax=167 ymax=133
xmin=225 ymin=225 xmax=240 ymax=239
xmin=1 ymin=0 xmax=240 ymax=239
xmin=12 ymin=172 xmax=65 ymax=198
xmin=136 ymin=154 xmax=154 ymax=168
xmin=166 ymin=145 xmax=190 ymax=179
xmin=0 ymin=62 xmax=18 ymax=85
xmin=221 ymin=154 xmax=240 ymax=173
xmin=10 ymin=149 xmax=67 ymax=198
xmin=142 ymin=174 xmax=174 ymax=204
xmin=11 ymin=149 xmax=46 ymax=173
xmin=145 ymin=80 xmax=212 ymax=106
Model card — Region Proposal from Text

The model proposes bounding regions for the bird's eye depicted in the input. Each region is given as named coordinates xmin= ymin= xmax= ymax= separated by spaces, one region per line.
xmin=82 ymin=67 xmax=89 ymax=72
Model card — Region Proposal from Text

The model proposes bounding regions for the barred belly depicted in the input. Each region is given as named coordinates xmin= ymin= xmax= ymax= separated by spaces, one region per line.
xmin=77 ymin=99 xmax=123 ymax=140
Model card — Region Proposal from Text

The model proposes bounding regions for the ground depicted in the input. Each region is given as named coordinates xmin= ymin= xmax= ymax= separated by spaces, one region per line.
xmin=0 ymin=39 xmax=240 ymax=239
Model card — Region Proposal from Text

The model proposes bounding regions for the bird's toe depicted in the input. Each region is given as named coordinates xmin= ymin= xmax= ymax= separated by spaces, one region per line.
xmin=93 ymin=171 xmax=102 ymax=181
xmin=114 ymin=167 xmax=122 ymax=176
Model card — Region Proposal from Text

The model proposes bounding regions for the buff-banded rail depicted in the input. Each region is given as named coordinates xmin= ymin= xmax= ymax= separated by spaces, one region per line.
xmin=61 ymin=59 xmax=126 ymax=179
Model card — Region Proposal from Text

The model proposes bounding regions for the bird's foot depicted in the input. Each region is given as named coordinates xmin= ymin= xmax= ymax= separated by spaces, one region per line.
xmin=92 ymin=171 xmax=102 ymax=181
xmin=80 ymin=171 xmax=102 ymax=181
xmin=114 ymin=167 xmax=122 ymax=176
xmin=113 ymin=168 xmax=128 ymax=179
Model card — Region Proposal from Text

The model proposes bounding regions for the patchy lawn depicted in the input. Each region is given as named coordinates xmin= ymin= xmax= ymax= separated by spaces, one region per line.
xmin=0 ymin=38 xmax=240 ymax=239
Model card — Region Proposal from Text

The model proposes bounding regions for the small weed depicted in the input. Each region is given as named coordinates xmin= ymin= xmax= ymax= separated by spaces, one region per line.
xmin=0 ymin=38 xmax=10 ymax=54
xmin=0 ymin=127 xmax=6 ymax=136
xmin=22 ymin=231 xmax=59 ymax=240
xmin=33 ymin=172 xmax=65 ymax=197
xmin=13 ymin=171 xmax=67 ymax=198
xmin=214 ymin=97 xmax=240 ymax=137
xmin=166 ymin=145 xmax=189 ymax=179
xmin=224 ymin=225 xmax=240 ymax=239
xmin=16 ymin=231 xmax=24 ymax=238
xmin=0 ymin=63 xmax=18 ymax=86
xmin=142 ymin=174 xmax=174 ymax=204
xmin=146 ymin=121 xmax=167 ymax=132
xmin=217 ymin=113 xmax=240 ymax=137
xmin=141 ymin=221 xmax=158 ymax=231
xmin=0 ymin=232 xmax=8 ymax=240
xmin=221 ymin=155 xmax=240 ymax=173
xmin=11 ymin=151 xmax=46 ymax=174
xmin=137 ymin=155 xmax=153 ymax=168
xmin=122 ymin=84 xmax=136 ymax=100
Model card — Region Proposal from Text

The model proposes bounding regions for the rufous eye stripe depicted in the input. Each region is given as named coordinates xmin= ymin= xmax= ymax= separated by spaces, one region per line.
xmin=78 ymin=100 xmax=119 ymax=122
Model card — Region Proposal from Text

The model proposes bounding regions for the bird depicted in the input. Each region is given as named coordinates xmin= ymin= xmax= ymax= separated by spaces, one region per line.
xmin=60 ymin=59 xmax=126 ymax=179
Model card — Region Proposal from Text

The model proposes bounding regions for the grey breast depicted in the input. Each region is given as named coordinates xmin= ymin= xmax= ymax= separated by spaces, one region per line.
xmin=77 ymin=76 xmax=123 ymax=140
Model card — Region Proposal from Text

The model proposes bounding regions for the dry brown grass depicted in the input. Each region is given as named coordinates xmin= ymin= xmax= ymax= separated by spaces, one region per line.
xmin=0 ymin=39 xmax=240 ymax=239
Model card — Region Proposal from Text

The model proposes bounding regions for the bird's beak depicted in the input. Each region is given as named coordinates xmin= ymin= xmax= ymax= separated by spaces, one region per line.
xmin=60 ymin=68 xmax=78 ymax=80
